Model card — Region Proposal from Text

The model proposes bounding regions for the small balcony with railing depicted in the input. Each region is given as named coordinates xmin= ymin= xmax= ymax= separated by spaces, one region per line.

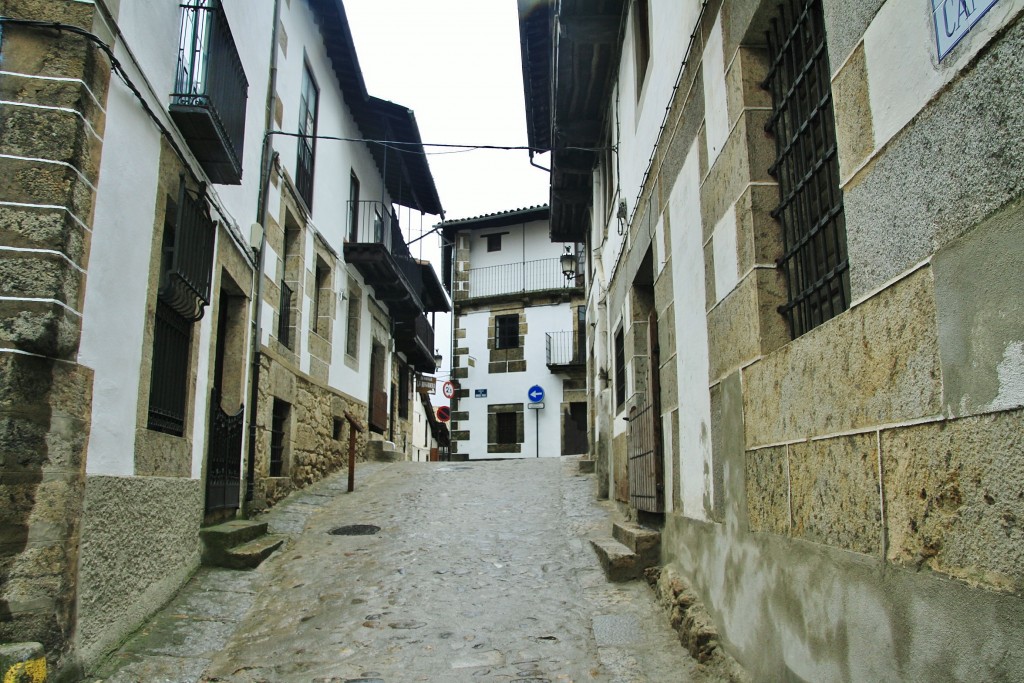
xmin=394 ymin=313 xmax=436 ymax=373
xmin=169 ymin=0 xmax=248 ymax=185
xmin=456 ymin=258 xmax=583 ymax=302
xmin=343 ymin=200 xmax=450 ymax=317
xmin=546 ymin=330 xmax=586 ymax=372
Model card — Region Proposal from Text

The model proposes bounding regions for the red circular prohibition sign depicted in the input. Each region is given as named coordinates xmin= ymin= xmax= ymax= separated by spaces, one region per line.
xmin=436 ymin=405 xmax=451 ymax=423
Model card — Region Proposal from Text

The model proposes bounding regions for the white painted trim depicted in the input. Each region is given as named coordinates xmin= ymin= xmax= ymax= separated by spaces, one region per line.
xmin=0 ymin=71 xmax=107 ymax=113
xmin=0 ymin=154 xmax=97 ymax=192
xmin=0 ymin=202 xmax=93 ymax=233
xmin=0 ymin=100 xmax=103 ymax=142
xmin=0 ymin=246 xmax=86 ymax=273
xmin=0 ymin=296 xmax=82 ymax=315
xmin=745 ymin=413 xmax=946 ymax=452
xmin=0 ymin=347 xmax=78 ymax=363
xmin=850 ymin=258 xmax=931 ymax=309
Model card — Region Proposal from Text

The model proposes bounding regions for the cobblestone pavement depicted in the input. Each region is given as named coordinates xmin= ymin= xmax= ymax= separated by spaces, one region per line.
xmin=89 ymin=458 xmax=727 ymax=682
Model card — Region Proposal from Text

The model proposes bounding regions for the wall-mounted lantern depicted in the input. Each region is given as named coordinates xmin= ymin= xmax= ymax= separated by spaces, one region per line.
xmin=560 ymin=245 xmax=577 ymax=281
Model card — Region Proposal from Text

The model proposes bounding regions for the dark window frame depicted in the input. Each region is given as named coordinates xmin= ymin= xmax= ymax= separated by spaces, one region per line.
xmin=296 ymin=61 xmax=319 ymax=209
xmin=397 ymin=364 xmax=410 ymax=420
xmin=495 ymin=314 xmax=520 ymax=350
xmin=486 ymin=233 xmax=502 ymax=252
xmin=614 ymin=325 xmax=626 ymax=411
xmin=270 ymin=398 xmax=289 ymax=477
xmin=633 ymin=0 xmax=651 ymax=97
xmin=348 ymin=172 xmax=360 ymax=241
xmin=764 ymin=0 xmax=849 ymax=338
xmin=495 ymin=412 xmax=518 ymax=445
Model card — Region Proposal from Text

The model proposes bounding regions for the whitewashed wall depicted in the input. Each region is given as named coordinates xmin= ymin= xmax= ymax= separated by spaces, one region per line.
xmin=80 ymin=0 xmax=274 ymax=477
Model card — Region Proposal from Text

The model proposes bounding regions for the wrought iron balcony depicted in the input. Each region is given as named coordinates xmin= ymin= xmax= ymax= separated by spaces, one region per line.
xmin=169 ymin=0 xmax=248 ymax=185
xmin=343 ymin=200 xmax=450 ymax=316
xmin=546 ymin=331 xmax=586 ymax=371
xmin=394 ymin=313 xmax=436 ymax=373
xmin=459 ymin=258 xmax=581 ymax=301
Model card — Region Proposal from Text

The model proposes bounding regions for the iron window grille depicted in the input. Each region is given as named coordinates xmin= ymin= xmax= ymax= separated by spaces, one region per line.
xmin=495 ymin=412 xmax=518 ymax=445
xmin=764 ymin=0 xmax=850 ymax=338
xmin=278 ymin=281 xmax=293 ymax=349
xmin=296 ymin=63 xmax=318 ymax=209
xmin=270 ymin=398 xmax=289 ymax=477
xmin=495 ymin=314 xmax=520 ymax=349
xmin=147 ymin=299 xmax=193 ymax=435
xmin=614 ymin=326 xmax=626 ymax=410
xmin=147 ymin=178 xmax=215 ymax=435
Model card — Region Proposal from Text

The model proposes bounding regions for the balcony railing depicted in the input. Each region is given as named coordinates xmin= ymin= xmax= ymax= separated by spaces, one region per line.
xmin=169 ymin=0 xmax=248 ymax=185
xmin=395 ymin=313 xmax=436 ymax=372
xmin=463 ymin=258 xmax=577 ymax=300
xmin=546 ymin=331 xmax=585 ymax=368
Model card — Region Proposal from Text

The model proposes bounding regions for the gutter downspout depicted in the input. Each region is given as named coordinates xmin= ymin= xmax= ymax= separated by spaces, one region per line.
xmin=244 ymin=0 xmax=282 ymax=511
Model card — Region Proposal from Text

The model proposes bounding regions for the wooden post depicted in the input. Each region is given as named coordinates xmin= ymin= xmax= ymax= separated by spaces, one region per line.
xmin=344 ymin=410 xmax=365 ymax=492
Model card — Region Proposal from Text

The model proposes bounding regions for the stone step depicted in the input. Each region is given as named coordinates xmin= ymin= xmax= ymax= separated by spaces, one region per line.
xmin=200 ymin=520 xmax=269 ymax=554
xmin=612 ymin=521 xmax=661 ymax=566
xmin=221 ymin=534 xmax=285 ymax=570
xmin=366 ymin=439 xmax=404 ymax=462
xmin=590 ymin=537 xmax=641 ymax=582
xmin=578 ymin=459 xmax=596 ymax=473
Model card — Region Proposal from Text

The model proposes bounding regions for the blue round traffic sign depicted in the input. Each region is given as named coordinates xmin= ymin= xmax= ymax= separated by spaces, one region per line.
xmin=527 ymin=385 xmax=545 ymax=402
xmin=436 ymin=405 xmax=451 ymax=423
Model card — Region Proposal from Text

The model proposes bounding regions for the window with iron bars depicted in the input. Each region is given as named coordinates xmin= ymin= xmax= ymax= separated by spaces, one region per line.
xmin=614 ymin=326 xmax=626 ymax=411
xmin=764 ymin=0 xmax=849 ymax=338
xmin=147 ymin=180 xmax=215 ymax=435
xmin=277 ymin=281 xmax=293 ymax=349
xmin=270 ymin=398 xmax=289 ymax=477
xmin=495 ymin=314 xmax=519 ymax=350
xmin=495 ymin=412 xmax=518 ymax=445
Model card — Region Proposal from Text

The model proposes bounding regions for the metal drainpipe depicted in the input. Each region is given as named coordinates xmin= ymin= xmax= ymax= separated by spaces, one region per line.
xmin=244 ymin=0 xmax=282 ymax=511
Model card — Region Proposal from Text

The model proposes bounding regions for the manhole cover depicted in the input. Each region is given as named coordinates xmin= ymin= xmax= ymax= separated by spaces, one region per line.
xmin=329 ymin=524 xmax=380 ymax=536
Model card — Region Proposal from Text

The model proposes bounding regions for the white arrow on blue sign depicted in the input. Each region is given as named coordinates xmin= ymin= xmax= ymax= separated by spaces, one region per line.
xmin=527 ymin=385 xmax=545 ymax=402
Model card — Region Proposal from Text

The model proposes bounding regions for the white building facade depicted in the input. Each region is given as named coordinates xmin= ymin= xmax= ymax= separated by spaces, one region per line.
xmin=442 ymin=207 xmax=587 ymax=460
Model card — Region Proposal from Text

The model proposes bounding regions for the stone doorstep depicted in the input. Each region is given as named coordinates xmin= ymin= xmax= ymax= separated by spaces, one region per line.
xmin=200 ymin=520 xmax=274 ymax=569
xmin=612 ymin=521 xmax=661 ymax=565
xmin=578 ymin=459 xmax=596 ymax=473
xmin=590 ymin=537 xmax=641 ymax=582
xmin=221 ymin=535 xmax=286 ymax=570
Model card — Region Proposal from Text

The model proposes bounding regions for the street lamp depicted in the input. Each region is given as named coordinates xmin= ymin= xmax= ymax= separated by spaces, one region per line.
xmin=560 ymin=245 xmax=577 ymax=282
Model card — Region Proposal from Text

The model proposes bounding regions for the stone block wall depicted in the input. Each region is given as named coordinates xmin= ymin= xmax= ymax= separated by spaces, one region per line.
xmin=598 ymin=0 xmax=1024 ymax=678
xmin=252 ymin=348 xmax=368 ymax=509
xmin=0 ymin=1 xmax=110 ymax=675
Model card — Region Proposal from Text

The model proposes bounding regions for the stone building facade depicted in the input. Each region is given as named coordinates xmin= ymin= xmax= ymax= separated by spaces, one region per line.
xmin=520 ymin=0 xmax=1024 ymax=679
xmin=0 ymin=0 xmax=446 ymax=677
xmin=441 ymin=206 xmax=588 ymax=460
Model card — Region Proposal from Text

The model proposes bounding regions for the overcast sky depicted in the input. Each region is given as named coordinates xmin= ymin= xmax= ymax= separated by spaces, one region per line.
xmin=345 ymin=0 xmax=550 ymax=225
xmin=344 ymin=0 xmax=550 ymax=402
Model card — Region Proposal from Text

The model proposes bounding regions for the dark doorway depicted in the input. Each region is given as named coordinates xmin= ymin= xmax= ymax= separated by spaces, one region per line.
xmin=627 ymin=250 xmax=664 ymax=513
xmin=205 ymin=287 xmax=245 ymax=521
xmin=562 ymin=401 xmax=588 ymax=455
xmin=368 ymin=341 xmax=388 ymax=433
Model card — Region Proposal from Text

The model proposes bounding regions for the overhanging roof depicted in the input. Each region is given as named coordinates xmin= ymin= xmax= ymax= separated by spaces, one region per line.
xmin=306 ymin=0 xmax=444 ymax=217
xmin=518 ymin=0 xmax=627 ymax=242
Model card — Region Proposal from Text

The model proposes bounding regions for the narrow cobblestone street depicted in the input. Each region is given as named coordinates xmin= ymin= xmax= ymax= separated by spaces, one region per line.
xmin=88 ymin=458 xmax=724 ymax=682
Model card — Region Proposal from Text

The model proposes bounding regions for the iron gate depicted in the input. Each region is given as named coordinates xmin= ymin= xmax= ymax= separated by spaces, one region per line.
xmin=628 ymin=399 xmax=664 ymax=513
xmin=205 ymin=388 xmax=244 ymax=513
